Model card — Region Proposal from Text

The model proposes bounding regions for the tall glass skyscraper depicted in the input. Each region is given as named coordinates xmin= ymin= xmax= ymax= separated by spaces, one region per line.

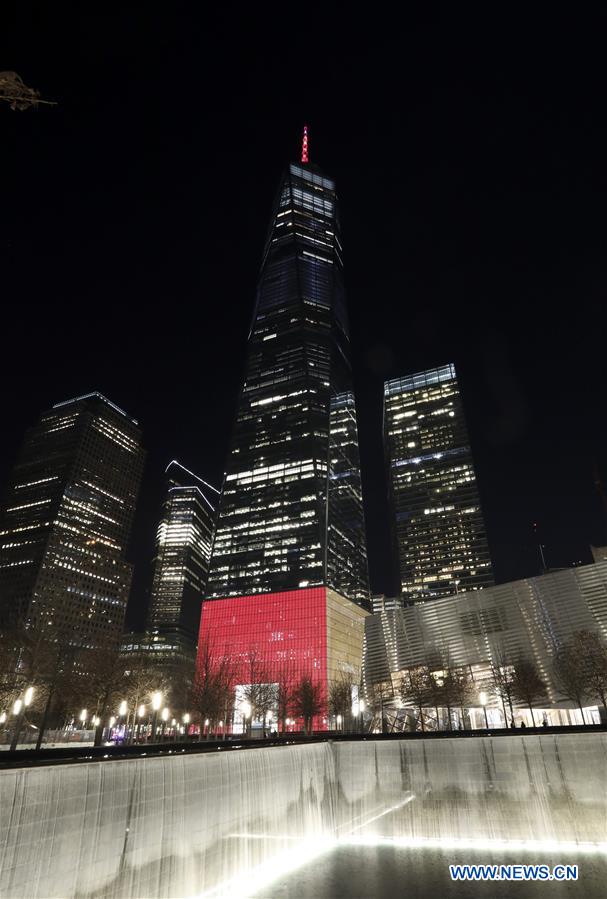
xmin=207 ymin=152 xmax=369 ymax=606
xmin=0 ymin=392 xmax=145 ymax=647
xmin=147 ymin=460 xmax=217 ymax=653
xmin=384 ymin=364 xmax=493 ymax=600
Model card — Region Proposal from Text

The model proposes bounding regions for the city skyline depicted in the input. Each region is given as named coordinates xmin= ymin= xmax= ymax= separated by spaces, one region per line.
xmin=4 ymin=8 xmax=607 ymax=624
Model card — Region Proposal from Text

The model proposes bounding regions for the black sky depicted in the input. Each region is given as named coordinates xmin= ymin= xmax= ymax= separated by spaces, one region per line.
xmin=3 ymin=5 xmax=607 ymax=628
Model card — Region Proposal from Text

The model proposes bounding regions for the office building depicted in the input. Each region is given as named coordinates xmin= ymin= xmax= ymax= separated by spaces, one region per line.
xmin=146 ymin=460 xmax=217 ymax=659
xmin=384 ymin=363 xmax=493 ymax=600
xmin=206 ymin=136 xmax=369 ymax=606
xmin=0 ymin=392 xmax=144 ymax=649
xmin=198 ymin=136 xmax=370 ymax=728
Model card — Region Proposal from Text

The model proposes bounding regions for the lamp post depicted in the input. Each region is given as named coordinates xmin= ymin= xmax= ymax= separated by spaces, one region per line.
xmin=161 ymin=707 xmax=169 ymax=741
xmin=137 ymin=704 xmax=145 ymax=743
xmin=479 ymin=692 xmax=489 ymax=730
xmin=151 ymin=692 xmax=162 ymax=742
xmin=79 ymin=708 xmax=87 ymax=731
xmin=336 ymin=714 xmax=342 ymax=732
xmin=183 ymin=713 xmax=190 ymax=743
xmin=10 ymin=686 xmax=34 ymax=752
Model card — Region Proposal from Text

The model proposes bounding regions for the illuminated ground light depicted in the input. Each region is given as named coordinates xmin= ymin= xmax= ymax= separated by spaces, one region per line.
xmin=342 ymin=836 xmax=607 ymax=854
xmin=191 ymin=837 xmax=336 ymax=899
xmin=189 ymin=793 xmax=607 ymax=898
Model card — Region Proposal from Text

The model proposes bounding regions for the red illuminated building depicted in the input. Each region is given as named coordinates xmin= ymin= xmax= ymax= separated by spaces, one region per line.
xmin=197 ymin=587 xmax=368 ymax=731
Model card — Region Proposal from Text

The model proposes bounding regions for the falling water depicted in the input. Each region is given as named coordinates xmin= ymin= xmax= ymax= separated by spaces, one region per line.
xmin=1 ymin=734 xmax=606 ymax=898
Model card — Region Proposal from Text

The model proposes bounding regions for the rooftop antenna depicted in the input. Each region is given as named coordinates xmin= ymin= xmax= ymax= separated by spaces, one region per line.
xmin=301 ymin=124 xmax=309 ymax=163
xmin=532 ymin=521 xmax=548 ymax=574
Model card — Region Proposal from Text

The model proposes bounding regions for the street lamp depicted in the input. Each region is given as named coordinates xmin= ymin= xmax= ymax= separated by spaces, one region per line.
xmin=151 ymin=692 xmax=162 ymax=743
xmin=79 ymin=709 xmax=87 ymax=729
xmin=161 ymin=706 xmax=169 ymax=740
xmin=336 ymin=714 xmax=342 ymax=732
xmin=479 ymin=691 xmax=489 ymax=730
xmin=0 ymin=712 xmax=6 ymax=725
xmin=183 ymin=712 xmax=190 ymax=742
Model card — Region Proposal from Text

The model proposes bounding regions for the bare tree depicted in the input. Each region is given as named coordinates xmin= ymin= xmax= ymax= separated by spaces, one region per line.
xmin=366 ymin=679 xmax=394 ymax=733
xmin=292 ymin=676 xmax=325 ymax=734
xmin=328 ymin=671 xmax=355 ymax=730
xmin=81 ymin=645 xmax=129 ymax=745
xmin=0 ymin=621 xmax=28 ymax=714
xmin=490 ymin=649 xmax=517 ymax=725
xmin=511 ymin=660 xmax=547 ymax=726
xmin=239 ymin=649 xmax=277 ymax=736
xmin=275 ymin=662 xmax=295 ymax=734
xmin=448 ymin=666 xmax=475 ymax=728
xmin=192 ymin=642 xmax=235 ymax=738
xmin=400 ymin=666 xmax=432 ymax=732
xmin=18 ymin=624 xmax=79 ymax=750
xmin=577 ymin=630 xmax=607 ymax=712
xmin=553 ymin=637 xmax=592 ymax=722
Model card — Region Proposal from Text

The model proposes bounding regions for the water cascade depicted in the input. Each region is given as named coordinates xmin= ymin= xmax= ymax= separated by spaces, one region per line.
xmin=1 ymin=733 xmax=605 ymax=897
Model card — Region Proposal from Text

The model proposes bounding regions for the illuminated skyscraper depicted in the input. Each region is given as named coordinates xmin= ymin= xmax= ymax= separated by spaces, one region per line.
xmin=207 ymin=138 xmax=369 ymax=606
xmin=0 ymin=392 xmax=144 ymax=647
xmin=384 ymin=364 xmax=493 ymax=600
xmin=146 ymin=460 xmax=217 ymax=656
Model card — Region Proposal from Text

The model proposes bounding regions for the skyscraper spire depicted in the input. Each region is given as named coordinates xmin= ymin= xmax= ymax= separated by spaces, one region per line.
xmin=301 ymin=124 xmax=309 ymax=163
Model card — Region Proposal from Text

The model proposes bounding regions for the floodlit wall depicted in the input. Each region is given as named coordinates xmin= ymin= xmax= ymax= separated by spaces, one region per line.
xmin=1 ymin=734 xmax=606 ymax=898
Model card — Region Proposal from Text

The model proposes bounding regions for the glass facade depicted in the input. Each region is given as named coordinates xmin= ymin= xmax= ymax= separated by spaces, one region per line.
xmin=384 ymin=364 xmax=493 ymax=600
xmin=0 ymin=392 xmax=144 ymax=648
xmin=147 ymin=460 xmax=217 ymax=653
xmin=207 ymin=161 xmax=369 ymax=606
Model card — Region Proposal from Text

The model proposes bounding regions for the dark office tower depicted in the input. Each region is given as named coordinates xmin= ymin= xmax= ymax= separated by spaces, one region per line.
xmin=0 ymin=393 xmax=144 ymax=647
xmin=147 ymin=460 xmax=217 ymax=653
xmin=384 ymin=364 xmax=494 ymax=600
xmin=207 ymin=138 xmax=369 ymax=605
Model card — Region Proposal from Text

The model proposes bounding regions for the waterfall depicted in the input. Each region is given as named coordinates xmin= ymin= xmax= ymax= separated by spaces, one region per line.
xmin=1 ymin=734 xmax=605 ymax=898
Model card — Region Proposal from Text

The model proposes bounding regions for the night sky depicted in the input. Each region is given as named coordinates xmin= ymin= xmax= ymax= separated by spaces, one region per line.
xmin=3 ymin=6 xmax=607 ymax=628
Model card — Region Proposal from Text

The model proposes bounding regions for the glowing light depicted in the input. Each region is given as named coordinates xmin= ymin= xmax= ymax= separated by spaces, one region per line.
xmin=152 ymin=691 xmax=162 ymax=711
xmin=138 ymin=704 xmax=145 ymax=718
xmin=119 ymin=700 xmax=127 ymax=716
xmin=24 ymin=687 xmax=34 ymax=706
xmin=80 ymin=709 xmax=87 ymax=723
xmin=183 ymin=713 xmax=190 ymax=724
xmin=479 ymin=691 xmax=487 ymax=706
xmin=193 ymin=837 xmax=334 ymax=898
xmin=301 ymin=124 xmax=309 ymax=164
xmin=162 ymin=707 xmax=169 ymax=722
xmin=12 ymin=699 xmax=22 ymax=716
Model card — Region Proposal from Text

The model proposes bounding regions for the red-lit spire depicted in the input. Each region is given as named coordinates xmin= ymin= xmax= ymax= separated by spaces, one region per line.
xmin=301 ymin=124 xmax=309 ymax=163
